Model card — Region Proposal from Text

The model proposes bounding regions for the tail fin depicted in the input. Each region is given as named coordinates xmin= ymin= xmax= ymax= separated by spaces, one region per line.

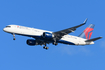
xmin=79 ymin=24 xmax=95 ymax=40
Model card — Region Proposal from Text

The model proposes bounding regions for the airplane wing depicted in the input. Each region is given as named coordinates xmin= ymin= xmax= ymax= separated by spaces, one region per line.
xmin=53 ymin=18 xmax=87 ymax=40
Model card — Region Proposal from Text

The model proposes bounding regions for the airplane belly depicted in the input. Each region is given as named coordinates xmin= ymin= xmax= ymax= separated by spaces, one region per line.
xmin=61 ymin=37 xmax=86 ymax=45
xmin=60 ymin=38 xmax=76 ymax=45
xmin=78 ymin=41 xmax=86 ymax=45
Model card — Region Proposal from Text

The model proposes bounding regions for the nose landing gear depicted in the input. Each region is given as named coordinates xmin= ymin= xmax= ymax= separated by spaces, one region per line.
xmin=13 ymin=38 xmax=16 ymax=40
xmin=13 ymin=33 xmax=16 ymax=40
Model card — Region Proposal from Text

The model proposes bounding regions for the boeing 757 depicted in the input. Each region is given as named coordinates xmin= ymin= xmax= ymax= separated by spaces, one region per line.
xmin=3 ymin=19 xmax=102 ymax=50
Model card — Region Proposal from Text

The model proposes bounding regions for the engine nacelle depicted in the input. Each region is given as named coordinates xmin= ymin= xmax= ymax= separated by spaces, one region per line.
xmin=42 ymin=32 xmax=54 ymax=39
xmin=26 ymin=39 xmax=39 ymax=46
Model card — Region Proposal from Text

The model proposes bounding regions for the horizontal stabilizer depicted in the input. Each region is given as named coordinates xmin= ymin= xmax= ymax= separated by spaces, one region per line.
xmin=85 ymin=37 xmax=102 ymax=42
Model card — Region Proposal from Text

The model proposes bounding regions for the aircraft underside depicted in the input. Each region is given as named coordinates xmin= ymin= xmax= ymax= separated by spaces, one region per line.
xmin=12 ymin=33 xmax=75 ymax=50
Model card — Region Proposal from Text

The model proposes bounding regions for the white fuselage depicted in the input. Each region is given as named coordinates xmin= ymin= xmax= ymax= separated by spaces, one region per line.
xmin=3 ymin=25 xmax=94 ymax=45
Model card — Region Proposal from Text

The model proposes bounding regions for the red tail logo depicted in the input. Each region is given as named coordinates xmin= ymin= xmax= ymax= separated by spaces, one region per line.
xmin=84 ymin=27 xmax=93 ymax=40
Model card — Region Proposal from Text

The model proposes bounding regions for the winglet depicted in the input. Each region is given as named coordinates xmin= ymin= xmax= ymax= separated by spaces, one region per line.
xmin=72 ymin=18 xmax=88 ymax=29
xmin=83 ymin=18 xmax=88 ymax=24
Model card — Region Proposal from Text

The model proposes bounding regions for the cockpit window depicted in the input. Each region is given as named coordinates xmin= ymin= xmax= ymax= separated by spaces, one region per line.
xmin=6 ymin=26 xmax=11 ymax=28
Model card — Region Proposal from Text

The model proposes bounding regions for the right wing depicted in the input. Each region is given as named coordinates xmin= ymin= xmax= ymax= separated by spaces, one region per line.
xmin=53 ymin=18 xmax=88 ymax=40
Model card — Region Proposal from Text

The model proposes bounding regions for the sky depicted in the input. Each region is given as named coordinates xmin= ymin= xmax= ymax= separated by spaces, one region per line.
xmin=0 ymin=0 xmax=105 ymax=70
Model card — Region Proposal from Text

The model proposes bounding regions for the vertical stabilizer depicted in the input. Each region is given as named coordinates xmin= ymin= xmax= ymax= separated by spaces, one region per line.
xmin=78 ymin=24 xmax=95 ymax=40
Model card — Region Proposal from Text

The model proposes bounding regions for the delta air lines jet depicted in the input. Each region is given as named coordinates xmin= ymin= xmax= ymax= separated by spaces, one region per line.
xmin=3 ymin=19 xmax=102 ymax=50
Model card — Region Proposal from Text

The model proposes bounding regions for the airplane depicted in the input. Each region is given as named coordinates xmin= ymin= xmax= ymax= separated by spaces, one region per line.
xmin=3 ymin=18 xmax=102 ymax=50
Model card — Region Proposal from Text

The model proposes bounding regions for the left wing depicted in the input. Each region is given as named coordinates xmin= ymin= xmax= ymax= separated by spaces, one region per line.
xmin=53 ymin=18 xmax=87 ymax=40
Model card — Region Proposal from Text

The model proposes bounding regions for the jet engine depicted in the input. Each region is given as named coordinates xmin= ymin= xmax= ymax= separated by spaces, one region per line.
xmin=26 ymin=39 xmax=39 ymax=46
xmin=42 ymin=32 xmax=54 ymax=39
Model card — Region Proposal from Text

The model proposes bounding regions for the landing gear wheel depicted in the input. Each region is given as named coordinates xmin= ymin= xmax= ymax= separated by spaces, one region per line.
xmin=55 ymin=43 xmax=58 ymax=46
xmin=53 ymin=42 xmax=58 ymax=46
xmin=46 ymin=47 xmax=49 ymax=50
xmin=43 ymin=43 xmax=49 ymax=50
xmin=13 ymin=38 xmax=16 ymax=40
xmin=43 ymin=46 xmax=49 ymax=50
xmin=43 ymin=46 xmax=46 ymax=49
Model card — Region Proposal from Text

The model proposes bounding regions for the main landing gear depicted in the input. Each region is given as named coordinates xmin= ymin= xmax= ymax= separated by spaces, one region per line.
xmin=13 ymin=33 xmax=16 ymax=40
xmin=53 ymin=39 xmax=58 ymax=46
xmin=43 ymin=46 xmax=49 ymax=50
xmin=53 ymin=42 xmax=58 ymax=46
xmin=43 ymin=43 xmax=49 ymax=50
